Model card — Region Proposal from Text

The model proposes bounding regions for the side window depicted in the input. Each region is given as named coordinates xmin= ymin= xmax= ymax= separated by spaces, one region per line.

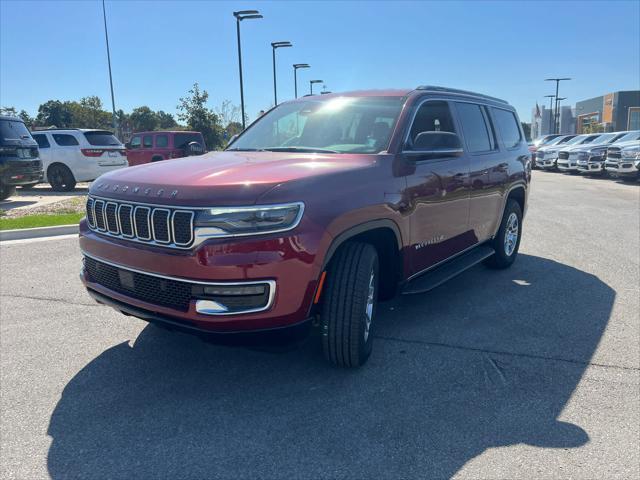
xmin=408 ymin=100 xmax=457 ymax=147
xmin=454 ymin=103 xmax=492 ymax=153
xmin=52 ymin=134 xmax=79 ymax=146
xmin=129 ymin=136 xmax=141 ymax=149
xmin=155 ymin=135 xmax=168 ymax=148
xmin=143 ymin=135 xmax=153 ymax=148
xmin=492 ymin=108 xmax=522 ymax=149
xmin=33 ymin=134 xmax=50 ymax=148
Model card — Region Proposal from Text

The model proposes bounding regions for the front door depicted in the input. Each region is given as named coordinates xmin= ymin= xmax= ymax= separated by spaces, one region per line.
xmin=126 ymin=135 xmax=143 ymax=166
xmin=402 ymin=99 xmax=472 ymax=275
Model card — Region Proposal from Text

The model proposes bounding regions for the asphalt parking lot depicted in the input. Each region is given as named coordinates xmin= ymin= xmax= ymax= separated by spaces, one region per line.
xmin=0 ymin=170 xmax=638 ymax=479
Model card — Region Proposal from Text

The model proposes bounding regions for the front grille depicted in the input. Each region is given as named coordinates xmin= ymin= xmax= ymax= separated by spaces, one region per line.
xmin=83 ymin=256 xmax=274 ymax=314
xmin=86 ymin=196 xmax=195 ymax=249
xmin=558 ymin=151 xmax=570 ymax=160
xmin=607 ymin=148 xmax=622 ymax=160
xmin=84 ymin=256 xmax=192 ymax=311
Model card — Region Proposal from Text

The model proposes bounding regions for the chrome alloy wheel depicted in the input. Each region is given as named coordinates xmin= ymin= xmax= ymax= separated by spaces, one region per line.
xmin=364 ymin=269 xmax=375 ymax=342
xmin=504 ymin=212 xmax=519 ymax=256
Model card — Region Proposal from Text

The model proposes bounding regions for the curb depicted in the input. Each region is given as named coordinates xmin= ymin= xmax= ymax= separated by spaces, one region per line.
xmin=0 ymin=224 xmax=79 ymax=242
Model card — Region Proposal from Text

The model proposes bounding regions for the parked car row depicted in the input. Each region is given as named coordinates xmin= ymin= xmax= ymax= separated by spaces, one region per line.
xmin=532 ymin=131 xmax=640 ymax=181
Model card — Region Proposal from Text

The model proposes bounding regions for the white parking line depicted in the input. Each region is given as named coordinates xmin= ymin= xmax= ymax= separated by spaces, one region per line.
xmin=0 ymin=234 xmax=78 ymax=246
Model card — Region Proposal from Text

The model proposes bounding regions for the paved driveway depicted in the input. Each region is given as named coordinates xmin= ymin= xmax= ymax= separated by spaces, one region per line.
xmin=0 ymin=171 xmax=638 ymax=479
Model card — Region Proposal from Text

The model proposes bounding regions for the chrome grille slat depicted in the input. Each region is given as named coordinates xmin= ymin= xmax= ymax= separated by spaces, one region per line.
xmin=86 ymin=196 xmax=195 ymax=249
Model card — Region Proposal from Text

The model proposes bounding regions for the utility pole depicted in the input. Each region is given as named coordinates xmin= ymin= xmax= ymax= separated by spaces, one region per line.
xmin=102 ymin=0 xmax=117 ymax=136
xmin=545 ymin=78 xmax=571 ymax=134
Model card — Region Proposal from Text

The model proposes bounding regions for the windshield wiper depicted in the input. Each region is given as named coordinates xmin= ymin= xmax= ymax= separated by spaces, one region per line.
xmin=225 ymin=147 xmax=266 ymax=152
xmin=262 ymin=147 xmax=340 ymax=154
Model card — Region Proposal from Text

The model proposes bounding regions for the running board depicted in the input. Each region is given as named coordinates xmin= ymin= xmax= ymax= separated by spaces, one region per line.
xmin=401 ymin=245 xmax=495 ymax=295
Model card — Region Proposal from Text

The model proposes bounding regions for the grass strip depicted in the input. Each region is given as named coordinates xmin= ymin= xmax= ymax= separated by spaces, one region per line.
xmin=0 ymin=212 xmax=84 ymax=230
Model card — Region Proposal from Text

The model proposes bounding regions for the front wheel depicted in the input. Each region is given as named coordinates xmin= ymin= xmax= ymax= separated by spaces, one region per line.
xmin=321 ymin=242 xmax=379 ymax=368
xmin=484 ymin=199 xmax=522 ymax=269
xmin=0 ymin=184 xmax=16 ymax=201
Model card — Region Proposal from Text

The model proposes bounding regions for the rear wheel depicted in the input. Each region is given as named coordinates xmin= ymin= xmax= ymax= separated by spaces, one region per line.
xmin=321 ymin=242 xmax=379 ymax=368
xmin=0 ymin=184 xmax=16 ymax=201
xmin=484 ymin=199 xmax=522 ymax=269
xmin=48 ymin=164 xmax=76 ymax=192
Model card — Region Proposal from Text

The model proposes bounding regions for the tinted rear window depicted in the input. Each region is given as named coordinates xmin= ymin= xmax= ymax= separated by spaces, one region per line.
xmin=492 ymin=108 xmax=522 ymax=149
xmin=33 ymin=134 xmax=50 ymax=148
xmin=1 ymin=119 xmax=32 ymax=141
xmin=52 ymin=134 xmax=79 ymax=146
xmin=84 ymin=131 xmax=121 ymax=146
xmin=174 ymin=133 xmax=205 ymax=149
xmin=455 ymin=103 xmax=493 ymax=153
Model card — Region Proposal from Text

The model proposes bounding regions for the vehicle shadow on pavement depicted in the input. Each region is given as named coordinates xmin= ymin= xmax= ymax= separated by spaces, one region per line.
xmin=47 ymin=254 xmax=614 ymax=479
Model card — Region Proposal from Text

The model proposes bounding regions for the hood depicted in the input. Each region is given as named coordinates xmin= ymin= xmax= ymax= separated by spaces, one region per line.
xmin=89 ymin=150 xmax=375 ymax=206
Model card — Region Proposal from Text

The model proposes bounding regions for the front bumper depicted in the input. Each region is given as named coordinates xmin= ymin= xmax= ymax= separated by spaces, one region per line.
xmin=577 ymin=160 xmax=604 ymax=174
xmin=538 ymin=157 xmax=558 ymax=169
xmin=605 ymin=160 xmax=640 ymax=177
xmin=79 ymin=217 xmax=329 ymax=333
xmin=557 ymin=160 xmax=578 ymax=172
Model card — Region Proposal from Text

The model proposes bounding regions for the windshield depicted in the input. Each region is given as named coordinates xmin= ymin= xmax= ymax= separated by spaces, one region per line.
xmin=84 ymin=131 xmax=121 ymax=146
xmin=229 ymin=96 xmax=404 ymax=154
xmin=0 ymin=119 xmax=32 ymax=141
xmin=590 ymin=133 xmax=616 ymax=144
xmin=614 ymin=131 xmax=640 ymax=143
xmin=547 ymin=135 xmax=574 ymax=146
xmin=564 ymin=135 xmax=589 ymax=145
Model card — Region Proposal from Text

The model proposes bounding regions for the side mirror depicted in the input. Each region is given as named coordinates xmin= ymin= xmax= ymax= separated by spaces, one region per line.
xmin=407 ymin=131 xmax=463 ymax=155
xmin=228 ymin=134 xmax=239 ymax=145
xmin=124 ymin=142 xmax=131 ymax=149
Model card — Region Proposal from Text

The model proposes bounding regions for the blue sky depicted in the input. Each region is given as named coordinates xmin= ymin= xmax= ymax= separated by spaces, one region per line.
xmin=1 ymin=0 xmax=639 ymax=123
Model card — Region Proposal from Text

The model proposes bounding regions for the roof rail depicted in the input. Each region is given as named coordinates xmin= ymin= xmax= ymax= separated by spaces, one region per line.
xmin=415 ymin=85 xmax=509 ymax=105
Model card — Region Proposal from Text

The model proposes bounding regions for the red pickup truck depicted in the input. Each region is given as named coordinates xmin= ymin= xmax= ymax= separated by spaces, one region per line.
xmin=125 ymin=131 xmax=206 ymax=166
xmin=80 ymin=86 xmax=530 ymax=367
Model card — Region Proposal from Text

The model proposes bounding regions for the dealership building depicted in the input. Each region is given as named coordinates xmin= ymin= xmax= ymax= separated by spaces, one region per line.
xmin=531 ymin=90 xmax=639 ymax=137
xmin=575 ymin=91 xmax=640 ymax=133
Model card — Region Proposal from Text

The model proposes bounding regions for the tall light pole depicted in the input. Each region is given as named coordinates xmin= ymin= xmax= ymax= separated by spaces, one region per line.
xmin=293 ymin=63 xmax=310 ymax=99
xmin=544 ymin=94 xmax=555 ymax=135
xmin=101 ymin=0 xmax=117 ymax=136
xmin=309 ymin=79 xmax=323 ymax=95
xmin=271 ymin=41 xmax=292 ymax=106
xmin=556 ymin=97 xmax=566 ymax=134
xmin=234 ymin=10 xmax=263 ymax=130
xmin=545 ymin=77 xmax=571 ymax=134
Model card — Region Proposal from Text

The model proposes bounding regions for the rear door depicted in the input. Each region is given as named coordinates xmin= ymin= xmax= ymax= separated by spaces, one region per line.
xmin=51 ymin=133 xmax=88 ymax=180
xmin=154 ymin=133 xmax=170 ymax=161
xmin=402 ymin=99 xmax=472 ymax=274
xmin=455 ymin=101 xmax=507 ymax=243
xmin=141 ymin=134 xmax=154 ymax=163
xmin=32 ymin=133 xmax=52 ymax=172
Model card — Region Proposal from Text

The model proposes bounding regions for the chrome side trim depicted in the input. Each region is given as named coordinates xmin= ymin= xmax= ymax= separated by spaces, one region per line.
xmin=81 ymin=251 xmax=277 ymax=316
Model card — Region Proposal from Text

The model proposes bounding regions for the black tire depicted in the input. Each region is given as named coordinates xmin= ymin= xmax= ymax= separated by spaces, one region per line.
xmin=20 ymin=183 xmax=39 ymax=189
xmin=0 ymin=184 xmax=16 ymax=201
xmin=321 ymin=242 xmax=379 ymax=368
xmin=48 ymin=164 xmax=76 ymax=192
xmin=484 ymin=199 xmax=522 ymax=270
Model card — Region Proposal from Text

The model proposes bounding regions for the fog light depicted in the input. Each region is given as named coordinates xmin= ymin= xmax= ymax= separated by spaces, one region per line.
xmin=201 ymin=285 xmax=266 ymax=296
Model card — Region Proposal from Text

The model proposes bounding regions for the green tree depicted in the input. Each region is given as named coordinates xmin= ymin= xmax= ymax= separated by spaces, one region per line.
xmin=177 ymin=83 xmax=223 ymax=150
xmin=156 ymin=110 xmax=177 ymax=129
xmin=18 ymin=110 xmax=34 ymax=128
xmin=129 ymin=106 xmax=158 ymax=132
xmin=35 ymin=100 xmax=74 ymax=128
xmin=0 ymin=106 xmax=18 ymax=116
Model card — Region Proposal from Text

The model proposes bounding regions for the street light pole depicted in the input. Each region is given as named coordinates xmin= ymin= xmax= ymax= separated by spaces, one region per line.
xmin=293 ymin=63 xmax=310 ymax=99
xmin=544 ymin=94 xmax=555 ymax=135
xmin=556 ymin=97 xmax=566 ymax=134
xmin=271 ymin=41 xmax=292 ymax=106
xmin=101 ymin=0 xmax=117 ymax=136
xmin=545 ymin=77 xmax=571 ymax=134
xmin=234 ymin=10 xmax=263 ymax=130
xmin=309 ymin=79 xmax=323 ymax=95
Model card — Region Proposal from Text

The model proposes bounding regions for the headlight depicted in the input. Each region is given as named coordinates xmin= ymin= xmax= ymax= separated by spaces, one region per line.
xmin=621 ymin=147 xmax=640 ymax=160
xmin=194 ymin=202 xmax=304 ymax=237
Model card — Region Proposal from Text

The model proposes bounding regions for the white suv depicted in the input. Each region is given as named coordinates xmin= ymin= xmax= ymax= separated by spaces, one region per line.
xmin=30 ymin=129 xmax=128 ymax=191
